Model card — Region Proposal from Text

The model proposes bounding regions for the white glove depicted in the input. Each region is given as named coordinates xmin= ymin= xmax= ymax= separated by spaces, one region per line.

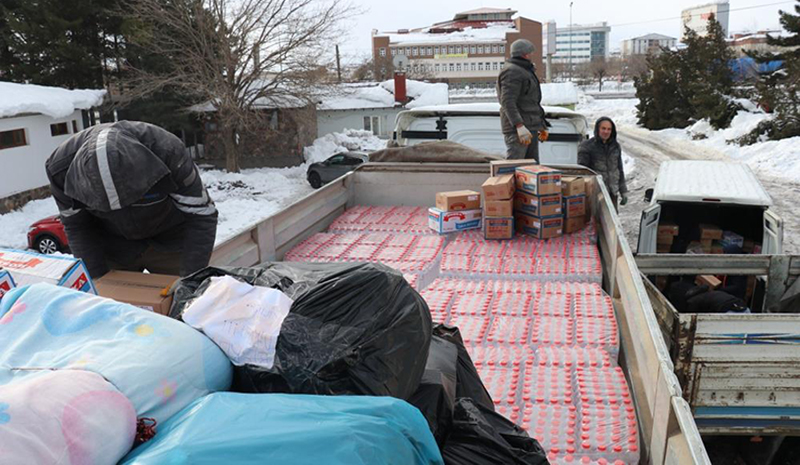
xmin=516 ymin=125 xmax=533 ymax=145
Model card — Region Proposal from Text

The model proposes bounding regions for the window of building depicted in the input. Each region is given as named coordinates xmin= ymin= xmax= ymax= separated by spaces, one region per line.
xmin=434 ymin=46 xmax=440 ymax=55
xmin=405 ymin=47 xmax=411 ymax=55
xmin=456 ymin=63 xmax=462 ymax=72
xmin=426 ymin=46 xmax=432 ymax=55
xmin=492 ymin=62 xmax=498 ymax=71
xmin=449 ymin=63 xmax=454 ymax=72
xmin=435 ymin=64 xmax=441 ymax=72
xmin=411 ymin=47 xmax=417 ymax=56
xmin=379 ymin=47 xmax=386 ymax=57
xmin=470 ymin=62 xmax=476 ymax=71
xmin=72 ymin=120 xmax=79 ymax=133
xmin=448 ymin=45 xmax=455 ymax=54
xmin=500 ymin=44 xmax=506 ymax=54
xmin=50 ymin=122 xmax=69 ymax=136
xmin=391 ymin=48 xmax=397 ymax=56
xmin=491 ymin=44 xmax=498 ymax=54
xmin=478 ymin=45 xmax=484 ymax=54
xmin=478 ymin=62 xmax=484 ymax=71
xmin=0 ymin=128 xmax=27 ymax=150
xmin=363 ymin=116 xmax=381 ymax=136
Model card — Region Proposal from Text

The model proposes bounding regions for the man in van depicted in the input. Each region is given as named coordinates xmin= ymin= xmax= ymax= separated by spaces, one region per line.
xmin=497 ymin=39 xmax=549 ymax=161
xmin=46 ymin=121 xmax=218 ymax=279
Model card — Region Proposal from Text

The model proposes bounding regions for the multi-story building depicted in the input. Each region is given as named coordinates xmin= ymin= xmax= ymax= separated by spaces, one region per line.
xmin=621 ymin=34 xmax=677 ymax=56
xmin=728 ymin=30 xmax=792 ymax=57
xmin=551 ymin=22 xmax=611 ymax=65
xmin=371 ymin=8 xmax=542 ymax=87
xmin=681 ymin=1 xmax=730 ymax=40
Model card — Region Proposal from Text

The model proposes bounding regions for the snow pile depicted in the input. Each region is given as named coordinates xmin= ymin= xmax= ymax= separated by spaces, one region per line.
xmin=0 ymin=81 xmax=105 ymax=119
xmin=379 ymin=80 xmax=449 ymax=109
xmin=449 ymin=82 xmax=579 ymax=106
xmin=384 ymin=23 xmax=515 ymax=45
xmin=303 ymin=129 xmax=386 ymax=164
xmin=319 ymin=79 xmax=448 ymax=111
xmin=577 ymin=95 xmax=640 ymax=127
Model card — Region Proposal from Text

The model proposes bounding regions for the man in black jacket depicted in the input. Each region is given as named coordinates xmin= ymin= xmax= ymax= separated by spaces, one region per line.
xmin=497 ymin=39 xmax=549 ymax=161
xmin=46 ymin=121 xmax=218 ymax=278
xmin=578 ymin=117 xmax=628 ymax=210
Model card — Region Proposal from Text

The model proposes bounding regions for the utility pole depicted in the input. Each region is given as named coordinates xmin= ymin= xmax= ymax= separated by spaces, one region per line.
xmin=569 ymin=1 xmax=573 ymax=81
xmin=335 ymin=45 xmax=342 ymax=82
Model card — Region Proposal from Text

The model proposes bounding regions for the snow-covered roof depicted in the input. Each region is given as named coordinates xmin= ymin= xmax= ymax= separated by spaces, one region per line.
xmin=402 ymin=102 xmax=584 ymax=119
xmin=318 ymin=79 xmax=449 ymax=111
xmin=381 ymin=24 xmax=515 ymax=45
xmin=449 ymin=82 xmax=579 ymax=106
xmin=654 ymin=160 xmax=772 ymax=206
xmin=628 ymin=33 xmax=676 ymax=41
xmin=0 ymin=81 xmax=105 ymax=119
xmin=455 ymin=7 xmax=516 ymax=16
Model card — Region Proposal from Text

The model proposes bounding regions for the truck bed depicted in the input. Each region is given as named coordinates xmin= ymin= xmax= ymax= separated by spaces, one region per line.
xmin=209 ymin=163 xmax=711 ymax=464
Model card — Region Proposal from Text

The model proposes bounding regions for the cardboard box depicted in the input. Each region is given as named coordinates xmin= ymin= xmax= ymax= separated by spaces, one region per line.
xmin=490 ymin=160 xmax=537 ymax=177
xmin=696 ymin=274 xmax=722 ymax=290
xmin=700 ymin=239 xmax=713 ymax=250
xmin=657 ymin=233 xmax=675 ymax=245
xmin=429 ymin=208 xmax=482 ymax=234
xmin=564 ymin=216 xmax=587 ymax=234
xmin=0 ymin=269 xmax=16 ymax=299
xmin=484 ymin=199 xmax=514 ymax=217
xmin=721 ymin=231 xmax=744 ymax=249
xmin=699 ymin=224 xmax=723 ymax=240
xmin=515 ymin=165 xmax=562 ymax=195
xmin=435 ymin=190 xmax=481 ymax=212
xmin=563 ymin=194 xmax=586 ymax=218
xmin=515 ymin=212 xmax=563 ymax=239
xmin=0 ymin=248 xmax=96 ymax=294
xmin=658 ymin=223 xmax=679 ymax=236
xmin=657 ymin=244 xmax=672 ymax=253
xmin=95 ymin=271 xmax=178 ymax=315
xmin=484 ymin=217 xmax=514 ymax=240
xmin=561 ymin=176 xmax=586 ymax=197
xmin=481 ymin=175 xmax=515 ymax=201
xmin=514 ymin=191 xmax=562 ymax=217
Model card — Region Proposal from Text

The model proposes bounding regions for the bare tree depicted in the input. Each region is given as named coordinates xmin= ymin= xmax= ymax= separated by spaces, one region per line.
xmin=590 ymin=57 xmax=608 ymax=92
xmin=121 ymin=0 xmax=357 ymax=172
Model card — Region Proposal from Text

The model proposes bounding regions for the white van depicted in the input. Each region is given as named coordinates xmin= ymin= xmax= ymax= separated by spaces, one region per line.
xmin=393 ymin=103 xmax=589 ymax=165
xmin=637 ymin=160 xmax=783 ymax=255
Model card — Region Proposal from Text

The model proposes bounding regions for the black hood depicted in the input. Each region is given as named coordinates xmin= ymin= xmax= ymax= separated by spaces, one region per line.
xmin=64 ymin=125 xmax=172 ymax=212
xmin=593 ymin=116 xmax=617 ymax=144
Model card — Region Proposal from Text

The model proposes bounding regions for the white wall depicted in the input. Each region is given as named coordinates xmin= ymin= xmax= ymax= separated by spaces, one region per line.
xmin=317 ymin=108 xmax=402 ymax=139
xmin=0 ymin=111 xmax=85 ymax=198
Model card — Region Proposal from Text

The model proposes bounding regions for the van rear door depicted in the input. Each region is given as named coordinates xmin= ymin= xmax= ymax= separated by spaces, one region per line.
xmin=763 ymin=209 xmax=784 ymax=254
xmin=637 ymin=204 xmax=661 ymax=254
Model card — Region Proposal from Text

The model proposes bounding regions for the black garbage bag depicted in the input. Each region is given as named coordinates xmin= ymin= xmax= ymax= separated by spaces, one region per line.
xmin=408 ymin=335 xmax=458 ymax=447
xmin=442 ymin=398 xmax=549 ymax=465
xmin=170 ymin=262 xmax=432 ymax=400
xmin=433 ymin=325 xmax=494 ymax=411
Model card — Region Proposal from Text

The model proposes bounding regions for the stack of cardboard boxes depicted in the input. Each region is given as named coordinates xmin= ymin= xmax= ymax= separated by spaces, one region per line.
xmin=657 ymin=223 xmax=679 ymax=253
xmin=561 ymin=176 xmax=588 ymax=234
xmin=428 ymin=191 xmax=483 ymax=234
xmin=481 ymin=174 xmax=516 ymax=240
xmin=514 ymin=166 xmax=564 ymax=239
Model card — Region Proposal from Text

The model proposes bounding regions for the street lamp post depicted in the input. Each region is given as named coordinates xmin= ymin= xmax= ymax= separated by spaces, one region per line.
xmin=569 ymin=1 xmax=573 ymax=81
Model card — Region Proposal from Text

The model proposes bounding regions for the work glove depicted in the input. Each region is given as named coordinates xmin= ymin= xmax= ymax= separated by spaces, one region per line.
xmin=620 ymin=194 xmax=628 ymax=206
xmin=516 ymin=125 xmax=533 ymax=145
xmin=538 ymin=130 xmax=549 ymax=142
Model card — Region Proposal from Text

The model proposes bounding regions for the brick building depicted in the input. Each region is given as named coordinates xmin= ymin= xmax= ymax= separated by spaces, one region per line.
xmin=371 ymin=8 xmax=542 ymax=88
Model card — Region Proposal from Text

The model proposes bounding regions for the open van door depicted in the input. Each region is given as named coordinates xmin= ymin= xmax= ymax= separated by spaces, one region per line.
xmin=763 ymin=208 xmax=783 ymax=254
xmin=637 ymin=204 xmax=661 ymax=254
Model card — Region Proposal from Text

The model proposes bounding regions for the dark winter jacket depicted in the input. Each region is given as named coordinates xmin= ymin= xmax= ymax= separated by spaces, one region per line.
xmin=578 ymin=117 xmax=628 ymax=197
xmin=497 ymin=57 xmax=547 ymax=135
xmin=46 ymin=121 xmax=218 ymax=278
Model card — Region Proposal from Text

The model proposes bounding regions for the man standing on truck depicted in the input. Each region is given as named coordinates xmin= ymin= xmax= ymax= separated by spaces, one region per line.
xmin=46 ymin=120 xmax=218 ymax=278
xmin=497 ymin=39 xmax=549 ymax=161
xmin=578 ymin=117 xmax=628 ymax=210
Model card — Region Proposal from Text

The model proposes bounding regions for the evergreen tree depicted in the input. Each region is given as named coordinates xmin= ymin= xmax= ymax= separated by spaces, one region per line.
xmin=741 ymin=0 xmax=800 ymax=143
xmin=635 ymin=15 xmax=738 ymax=130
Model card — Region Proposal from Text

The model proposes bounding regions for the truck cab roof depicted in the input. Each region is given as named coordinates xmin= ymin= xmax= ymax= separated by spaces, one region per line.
xmin=654 ymin=160 xmax=772 ymax=207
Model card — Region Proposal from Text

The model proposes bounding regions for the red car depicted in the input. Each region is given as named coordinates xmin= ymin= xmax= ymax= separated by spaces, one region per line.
xmin=27 ymin=215 xmax=69 ymax=254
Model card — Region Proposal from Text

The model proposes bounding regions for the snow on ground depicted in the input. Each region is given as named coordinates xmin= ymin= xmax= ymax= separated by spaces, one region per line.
xmin=0 ymin=81 xmax=105 ymax=119
xmin=0 ymin=130 xmax=386 ymax=251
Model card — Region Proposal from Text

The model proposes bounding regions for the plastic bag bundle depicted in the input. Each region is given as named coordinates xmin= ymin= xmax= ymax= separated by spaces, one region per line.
xmin=171 ymin=262 xmax=432 ymax=400
xmin=120 ymin=393 xmax=444 ymax=465
xmin=0 ymin=369 xmax=136 ymax=465
xmin=0 ymin=283 xmax=233 ymax=423
xmin=408 ymin=335 xmax=458 ymax=447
